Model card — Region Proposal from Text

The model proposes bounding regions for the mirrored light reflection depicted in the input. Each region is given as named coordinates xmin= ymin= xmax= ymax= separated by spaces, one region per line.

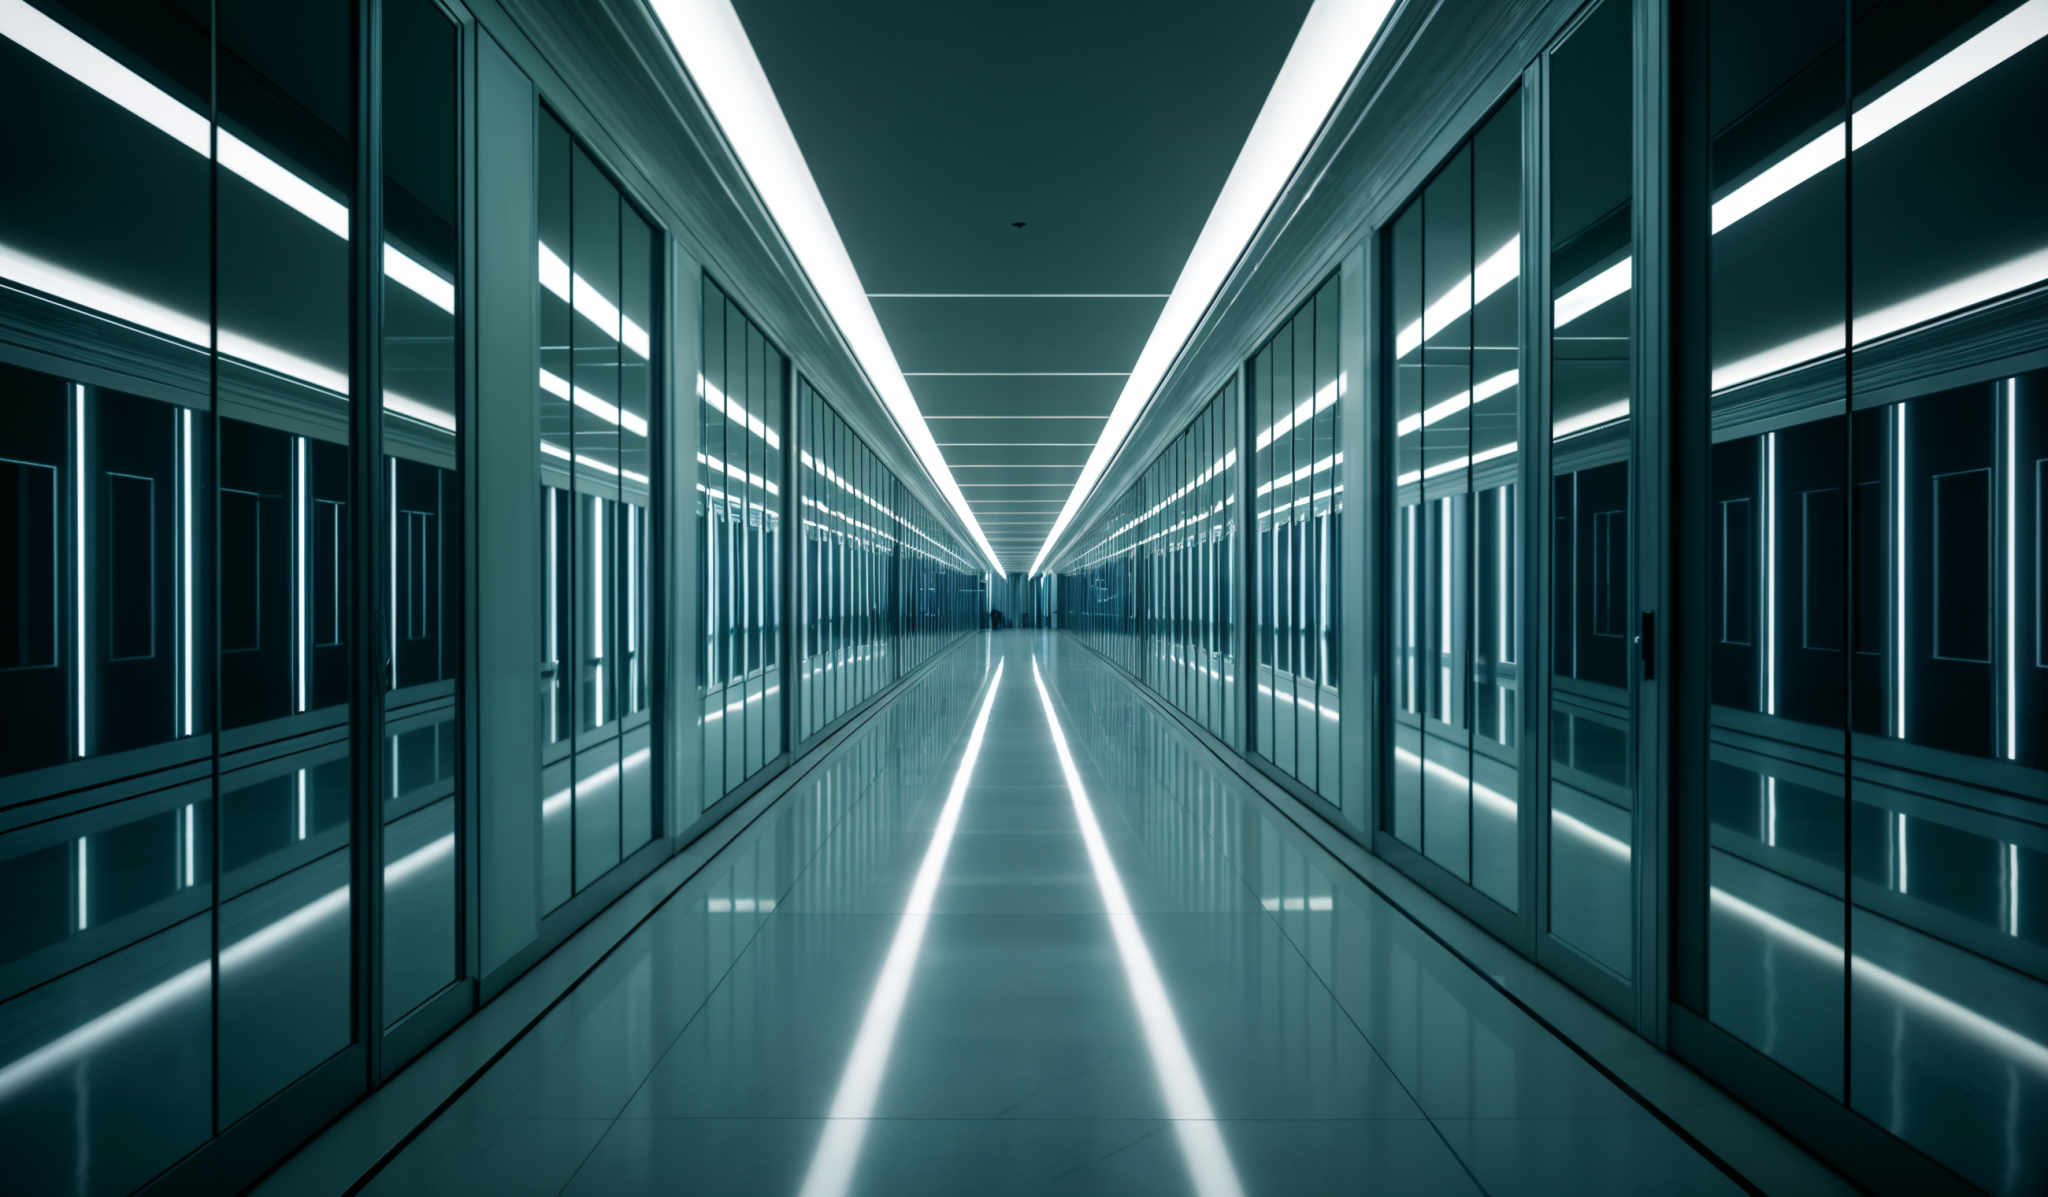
xmin=0 ymin=831 xmax=454 ymax=1102
xmin=1029 ymin=656 xmax=1246 ymax=1197
xmin=798 ymin=658 xmax=1006 ymax=1197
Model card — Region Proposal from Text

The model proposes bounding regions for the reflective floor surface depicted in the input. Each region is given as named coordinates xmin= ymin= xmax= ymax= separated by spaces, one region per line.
xmin=362 ymin=632 xmax=1741 ymax=1195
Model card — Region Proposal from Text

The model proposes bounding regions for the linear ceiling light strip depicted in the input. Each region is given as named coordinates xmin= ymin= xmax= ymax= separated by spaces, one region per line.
xmin=1028 ymin=0 xmax=1397 ymax=576
xmin=648 ymin=0 xmax=1004 ymax=573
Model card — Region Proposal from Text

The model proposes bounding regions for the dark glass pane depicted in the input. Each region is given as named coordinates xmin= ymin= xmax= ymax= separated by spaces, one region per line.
xmin=1548 ymin=0 xmax=1635 ymax=981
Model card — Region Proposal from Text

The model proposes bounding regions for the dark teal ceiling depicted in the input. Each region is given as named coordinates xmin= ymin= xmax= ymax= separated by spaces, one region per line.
xmin=732 ymin=0 xmax=1311 ymax=568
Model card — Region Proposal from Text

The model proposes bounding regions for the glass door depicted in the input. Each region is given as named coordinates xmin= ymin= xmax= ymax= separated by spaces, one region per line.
xmin=1537 ymin=0 xmax=1644 ymax=1010
xmin=378 ymin=0 xmax=468 ymax=1066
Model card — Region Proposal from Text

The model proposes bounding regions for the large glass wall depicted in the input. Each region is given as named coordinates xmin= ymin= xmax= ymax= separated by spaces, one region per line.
xmin=535 ymin=109 xmax=659 ymax=908
xmin=0 ymin=0 xmax=369 ymax=1185
xmin=1056 ymin=386 xmax=1240 ymax=742
xmin=1140 ymin=388 xmax=1238 ymax=743
xmin=697 ymin=279 xmax=786 ymax=809
xmin=1059 ymin=482 xmax=1143 ymax=675
xmin=0 ymin=0 xmax=993 ymax=1189
xmin=1250 ymin=277 xmax=1342 ymax=803
xmin=1385 ymin=92 xmax=1527 ymax=911
xmin=798 ymin=378 xmax=898 ymax=738
xmin=895 ymin=490 xmax=980 ymax=675
xmin=1679 ymin=0 xmax=2048 ymax=1189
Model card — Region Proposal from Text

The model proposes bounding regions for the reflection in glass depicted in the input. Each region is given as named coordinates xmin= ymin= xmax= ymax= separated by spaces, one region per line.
xmin=1249 ymin=276 xmax=1340 ymax=802
xmin=379 ymin=0 xmax=460 ymax=1026
xmin=1382 ymin=93 xmax=1523 ymax=912
xmin=536 ymin=109 xmax=660 ymax=903
xmin=1547 ymin=0 xmax=1634 ymax=980
xmin=1685 ymin=2 xmax=2048 ymax=1188
xmin=700 ymin=280 xmax=787 ymax=808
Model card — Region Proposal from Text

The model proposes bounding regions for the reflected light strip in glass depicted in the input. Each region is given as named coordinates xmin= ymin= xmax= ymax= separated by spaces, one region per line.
xmin=1552 ymin=257 xmax=1632 ymax=329
xmin=2005 ymin=379 xmax=2019 ymax=760
xmin=0 ymin=241 xmax=462 ymax=433
xmin=1397 ymin=236 xmax=1521 ymax=356
xmin=74 ymin=838 xmax=87 ymax=930
xmin=1030 ymin=655 xmax=1245 ymax=1197
xmin=1710 ymin=0 xmax=2048 ymax=236
xmin=2009 ymin=843 xmax=2022 ymax=937
xmin=295 ymin=436 xmax=309 ymax=713
xmin=1716 ymin=244 xmax=2048 ymax=392
xmin=0 ymin=832 xmax=455 ymax=1102
xmin=539 ymin=242 xmax=649 ymax=358
xmin=0 ymin=0 xmax=455 ymax=312
xmin=1709 ymin=886 xmax=2048 ymax=1076
xmin=296 ymin=769 xmax=309 ymax=841
xmin=72 ymin=383 xmax=85 ymax=758
xmin=182 ymin=805 xmax=195 ymax=887
xmin=541 ymin=368 xmax=647 ymax=437
xmin=1895 ymin=404 xmax=1908 ymax=738
xmin=542 ymin=438 xmax=649 ymax=486
xmin=1396 ymin=370 xmax=1517 ymax=437
xmin=593 ymin=496 xmax=606 ymax=726
xmin=1030 ymin=0 xmax=1397 ymax=575
xmin=1431 ymin=739 xmax=2048 ymax=1077
xmin=179 ymin=408 xmax=194 ymax=736
xmin=389 ymin=461 xmax=399 ymax=690
xmin=1765 ymin=432 xmax=1778 ymax=715
xmin=797 ymin=658 xmax=1005 ymax=1197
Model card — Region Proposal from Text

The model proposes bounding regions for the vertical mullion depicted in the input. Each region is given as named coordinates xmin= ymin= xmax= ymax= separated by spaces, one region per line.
xmin=353 ymin=0 xmax=388 ymax=1074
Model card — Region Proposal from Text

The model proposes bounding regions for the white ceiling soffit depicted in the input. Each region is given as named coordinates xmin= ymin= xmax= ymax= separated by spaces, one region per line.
xmin=1028 ymin=0 xmax=1397 ymax=576
xmin=646 ymin=0 xmax=1006 ymax=574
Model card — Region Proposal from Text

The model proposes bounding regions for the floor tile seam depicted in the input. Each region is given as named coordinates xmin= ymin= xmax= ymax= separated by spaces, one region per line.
xmin=602 ymin=734 xmax=978 ymax=1117
xmin=340 ymin=644 xmax=983 ymax=1196
xmin=1038 ymin=656 xmax=1277 ymax=918
xmin=1056 ymin=632 xmax=1769 ymax=1197
xmin=720 ymin=909 xmax=1262 ymax=920
xmin=525 ymin=649 xmax=996 ymax=1163
xmin=599 ymin=1112 xmax=1438 ymax=1123
xmin=590 ymin=653 xmax=1003 ymax=1123
xmin=1048 ymin=643 xmax=1500 ymax=1197
xmin=762 ymin=658 xmax=1000 ymax=922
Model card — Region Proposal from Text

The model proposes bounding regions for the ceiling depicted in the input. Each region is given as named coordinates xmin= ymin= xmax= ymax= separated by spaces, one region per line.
xmin=731 ymin=0 xmax=1312 ymax=571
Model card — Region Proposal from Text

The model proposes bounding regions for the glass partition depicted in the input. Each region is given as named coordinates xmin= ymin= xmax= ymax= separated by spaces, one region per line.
xmin=1545 ymin=0 xmax=1636 ymax=983
xmin=699 ymin=279 xmax=787 ymax=808
xmin=537 ymin=108 xmax=660 ymax=904
xmin=1246 ymin=278 xmax=1341 ymax=802
xmin=1679 ymin=0 xmax=2048 ymax=1188
xmin=378 ymin=0 xmax=462 ymax=1031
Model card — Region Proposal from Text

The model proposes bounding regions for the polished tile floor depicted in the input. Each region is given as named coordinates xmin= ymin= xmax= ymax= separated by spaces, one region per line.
xmin=365 ymin=633 xmax=1741 ymax=1195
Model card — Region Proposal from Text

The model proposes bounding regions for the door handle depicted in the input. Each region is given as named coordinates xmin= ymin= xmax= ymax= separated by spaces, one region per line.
xmin=1636 ymin=610 xmax=1655 ymax=681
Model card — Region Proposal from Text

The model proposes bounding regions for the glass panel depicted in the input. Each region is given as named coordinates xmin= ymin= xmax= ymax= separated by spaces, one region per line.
xmin=1423 ymin=144 xmax=1473 ymax=883
xmin=379 ymin=0 xmax=459 ymax=1027
xmin=1389 ymin=201 xmax=1424 ymax=849
xmin=1693 ymin=0 xmax=1847 ymax=1091
xmin=539 ymin=112 xmax=574 ymax=755
xmin=1471 ymin=95 xmax=1522 ymax=909
xmin=214 ymin=0 xmax=356 ymax=1122
xmin=1315 ymin=281 xmax=1342 ymax=802
xmin=1547 ymin=0 xmax=1635 ymax=981
xmin=699 ymin=276 xmax=724 ymax=809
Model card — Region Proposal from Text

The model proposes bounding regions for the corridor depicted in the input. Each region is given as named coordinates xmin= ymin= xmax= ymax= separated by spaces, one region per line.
xmin=354 ymin=634 xmax=1736 ymax=1196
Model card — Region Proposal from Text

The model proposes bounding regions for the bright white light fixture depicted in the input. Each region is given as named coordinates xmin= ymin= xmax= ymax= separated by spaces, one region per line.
xmin=1032 ymin=0 xmax=1397 ymax=576
xmin=646 ymin=1 xmax=1003 ymax=575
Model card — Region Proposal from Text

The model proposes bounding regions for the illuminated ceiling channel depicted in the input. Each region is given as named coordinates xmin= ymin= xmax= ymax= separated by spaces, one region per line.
xmin=1026 ymin=0 xmax=1400 ymax=576
xmin=648 ymin=0 xmax=1006 ymax=575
